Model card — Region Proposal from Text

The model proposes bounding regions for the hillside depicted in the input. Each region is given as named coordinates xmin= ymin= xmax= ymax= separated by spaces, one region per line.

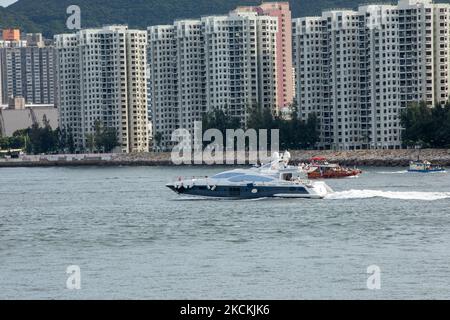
xmin=0 ymin=6 xmax=40 ymax=33
xmin=0 ymin=0 xmax=377 ymax=37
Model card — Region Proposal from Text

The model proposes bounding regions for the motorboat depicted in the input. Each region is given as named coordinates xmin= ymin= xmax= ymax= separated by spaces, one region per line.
xmin=166 ymin=152 xmax=334 ymax=199
xmin=408 ymin=160 xmax=445 ymax=173
xmin=303 ymin=157 xmax=362 ymax=179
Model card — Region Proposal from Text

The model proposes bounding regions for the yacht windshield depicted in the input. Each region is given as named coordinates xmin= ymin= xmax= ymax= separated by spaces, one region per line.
xmin=211 ymin=172 xmax=245 ymax=179
xmin=228 ymin=175 xmax=274 ymax=183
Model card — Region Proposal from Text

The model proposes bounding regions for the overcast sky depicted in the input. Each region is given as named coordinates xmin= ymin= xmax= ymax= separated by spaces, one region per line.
xmin=0 ymin=0 xmax=17 ymax=7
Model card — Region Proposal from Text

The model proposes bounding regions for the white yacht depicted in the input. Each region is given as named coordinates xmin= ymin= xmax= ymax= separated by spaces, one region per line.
xmin=167 ymin=152 xmax=334 ymax=199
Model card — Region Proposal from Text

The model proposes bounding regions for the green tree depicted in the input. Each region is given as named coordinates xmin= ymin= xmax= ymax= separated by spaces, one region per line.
xmin=66 ymin=128 xmax=76 ymax=154
xmin=101 ymin=127 xmax=120 ymax=152
xmin=202 ymin=108 xmax=241 ymax=148
xmin=245 ymin=103 xmax=319 ymax=150
xmin=154 ymin=131 xmax=163 ymax=151
xmin=304 ymin=113 xmax=319 ymax=149
xmin=93 ymin=121 xmax=104 ymax=152
xmin=401 ymin=102 xmax=450 ymax=148
xmin=2 ymin=121 xmax=77 ymax=155
xmin=430 ymin=104 xmax=450 ymax=148
xmin=85 ymin=133 xmax=95 ymax=153
xmin=40 ymin=115 xmax=57 ymax=154
xmin=85 ymin=120 xmax=119 ymax=153
xmin=28 ymin=122 xmax=43 ymax=154
xmin=202 ymin=108 xmax=241 ymax=135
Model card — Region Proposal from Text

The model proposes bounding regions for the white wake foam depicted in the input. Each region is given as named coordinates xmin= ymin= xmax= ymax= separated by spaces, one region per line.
xmin=325 ymin=189 xmax=450 ymax=201
xmin=377 ymin=170 xmax=408 ymax=174
xmin=378 ymin=170 xmax=448 ymax=174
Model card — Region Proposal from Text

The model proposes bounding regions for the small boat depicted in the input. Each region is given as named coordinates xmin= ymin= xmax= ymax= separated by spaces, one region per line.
xmin=304 ymin=157 xmax=362 ymax=179
xmin=408 ymin=160 xmax=445 ymax=173
xmin=166 ymin=152 xmax=334 ymax=199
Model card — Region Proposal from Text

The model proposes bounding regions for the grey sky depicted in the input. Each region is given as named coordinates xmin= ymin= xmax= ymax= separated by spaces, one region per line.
xmin=0 ymin=0 xmax=17 ymax=7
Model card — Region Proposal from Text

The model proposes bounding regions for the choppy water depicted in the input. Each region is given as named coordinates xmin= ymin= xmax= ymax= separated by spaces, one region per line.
xmin=0 ymin=166 xmax=449 ymax=299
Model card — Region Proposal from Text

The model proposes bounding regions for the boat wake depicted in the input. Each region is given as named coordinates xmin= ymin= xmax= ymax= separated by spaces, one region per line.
xmin=377 ymin=170 xmax=408 ymax=174
xmin=378 ymin=170 xmax=448 ymax=175
xmin=325 ymin=189 xmax=450 ymax=201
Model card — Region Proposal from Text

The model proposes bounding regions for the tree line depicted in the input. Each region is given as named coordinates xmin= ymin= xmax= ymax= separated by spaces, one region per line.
xmin=0 ymin=117 xmax=119 ymax=154
xmin=202 ymin=103 xmax=319 ymax=150
xmin=401 ymin=102 xmax=450 ymax=148
xmin=84 ymin=121 xmax=120 ymax=153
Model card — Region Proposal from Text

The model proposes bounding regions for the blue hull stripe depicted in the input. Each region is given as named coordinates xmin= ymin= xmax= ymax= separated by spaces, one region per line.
xmin=168 ymin=185 xmax=309 ymax=199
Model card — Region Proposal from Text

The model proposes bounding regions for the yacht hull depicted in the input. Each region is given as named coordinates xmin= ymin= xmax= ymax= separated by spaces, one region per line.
xmin=167 ymin=184 xmax=327 ymax=199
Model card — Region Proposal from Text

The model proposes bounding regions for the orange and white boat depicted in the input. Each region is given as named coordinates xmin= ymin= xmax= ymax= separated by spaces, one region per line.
xmin=303 ymin=157 xmax=362 ymax=179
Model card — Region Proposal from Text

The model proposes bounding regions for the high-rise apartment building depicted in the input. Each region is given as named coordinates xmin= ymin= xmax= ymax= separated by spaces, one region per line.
xmin=148 ymin=11 xmax=278 ymax=150
xmin=55 ymin=26 xmax=149 ymax=153
xmin=148 ymin=12 xmax=278 ymax=150
xmin=234 ymin=2 xmax=294 ymax=111
xmin=0 ymin=33 xmax=56 ymax=106
xmin=293 ymin=0 xmax=450 ymax=150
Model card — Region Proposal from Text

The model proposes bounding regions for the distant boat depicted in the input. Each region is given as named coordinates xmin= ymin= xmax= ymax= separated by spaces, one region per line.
xmin=304 ymin=157 xmax=362 ymax=179
xmin=408 ymin=160 xmax=445 ymax=173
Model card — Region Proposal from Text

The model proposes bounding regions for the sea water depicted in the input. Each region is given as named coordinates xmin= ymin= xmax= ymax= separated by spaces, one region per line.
xmin=0 ymin=166 xmax=449 ymax=299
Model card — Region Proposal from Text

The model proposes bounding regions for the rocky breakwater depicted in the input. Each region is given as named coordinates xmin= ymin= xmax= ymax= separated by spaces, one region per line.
xmin=1 ymin=149 xmax=450 ymax=167
xmin=290 ymin=149 xmax=450 ymax=167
